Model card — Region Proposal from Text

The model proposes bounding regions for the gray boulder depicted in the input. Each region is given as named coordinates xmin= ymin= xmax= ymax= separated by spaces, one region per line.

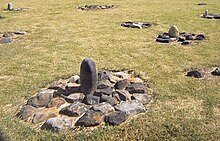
xmin=82 ymin=95 xmax=100 ymax=105
xmin=16 ymin=105 xmax=36 ymax=120
xmin=125 ymin=83 xmax=147 ymax=94
xmin=168 ymin=25 xmax=179 ymax=38
xmin=100 ymin=95 xmax=119 ymax=106
xmin=131 ymin=94 xmax=151 ymax=105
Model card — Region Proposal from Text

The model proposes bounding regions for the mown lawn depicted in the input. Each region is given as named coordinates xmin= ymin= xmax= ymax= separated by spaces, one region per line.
xmin=0 ymin=0 xmax=219 ymax=140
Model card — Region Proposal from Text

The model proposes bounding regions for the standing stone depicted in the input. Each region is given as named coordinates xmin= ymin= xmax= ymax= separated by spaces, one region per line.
xmin=7 ymin=3 xmax=13 ymax=11
xmin=168 ymin=25 xmax=179 ymax=38
xmin=80 ymin=58 xmax=98 ymax=95
xmin=204 ymin=10 xmax=209 ymax=17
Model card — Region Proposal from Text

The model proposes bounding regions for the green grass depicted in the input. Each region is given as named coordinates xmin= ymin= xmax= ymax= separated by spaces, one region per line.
xmin=0 ymin=0 xmax=220 ymax=140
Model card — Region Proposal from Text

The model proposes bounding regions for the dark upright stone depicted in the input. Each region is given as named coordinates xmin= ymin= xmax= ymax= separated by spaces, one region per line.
xmin=80 ymin=58 xmax=98 ymax=95
xmin=7 ymin=3 xmax=13 ymax=11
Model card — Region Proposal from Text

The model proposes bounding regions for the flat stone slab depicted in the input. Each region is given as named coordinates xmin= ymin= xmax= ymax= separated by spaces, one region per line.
xmin=121 ymin=22 xmax=155 ymax=29
xmin=78 ymin=5 xmax=114 ymax=11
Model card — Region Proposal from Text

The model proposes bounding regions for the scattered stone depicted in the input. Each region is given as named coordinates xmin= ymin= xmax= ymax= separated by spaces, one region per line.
xmin=156 ymin=37 xmax=171 ymax=43
xmin=131 ymin=94 xmax=152 ymax=104
xmin=211 ymin=67 xmax=220 ymax=76
xmin=80 ymin=58 xmax=98 ymax=95
xmin=98 ymin=71 xmax=111 ymax=81
xmin=78 ymin=5 xmax=114 ymax=11
xmin=16 ymin=105 xmax=37 ymax=120
xmin=32 ymin=108 xmax=57 ymax=124
xmin=104 ymin=111 xmax=127 ymax=126
xmin=92 ymin=102 xmax=115 ymax=114
xmin=94 ymin=86 xmax=113 ymax=97
xmin=41 ymin=117 xmax=73 ymax=132
xmin=115 ymin=100 xmax=146 ymax=116
xmin=0 ymin=37 xmax=13 ymax=44
xmin=128 ymin=77 xmax=144 ymax=83
xmin=185 ymin=34 xmax=194 ymax=40
xmin=125 ymin=83 xmax=147 ymax=94
xmin=100 ymin=95 xmax=119 ymax=106
xmin=168 ymin=25 xmax=179 ymax=38
xmin=121 ymin=22 xmax=154 ymax=29
xmin=59 ymin=102 xmax=89 ymax=117
xmin=114 ymin=79 xmax=129 ymax=90
xmin=2 ymin=33 xmax=13 ymax=37
xmin=82 ymin=95 xmax=100 ymax=105
xmin=186 ymin=70 xmax=203 ymax=78
xmin=27 ymin=89 xmax=55 ymax=108
xmin=75 ymin=110 xmax=104 ymax=127
xmin=14 ymin=31 xmax=27 ymax=35
xmin=114 ymin=71 xmax=130 ymax=79
xmin=198 ymin=3 xmax=206 ymax=5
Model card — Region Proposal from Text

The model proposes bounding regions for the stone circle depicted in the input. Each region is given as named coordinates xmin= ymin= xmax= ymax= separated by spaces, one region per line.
xmin=121 ymin=22 xmax=155 ymax=29
xmin=201 ymin=10 xmax=220 ymax=19
xmin=17 ymin=58 xmax=153 ymax=132
xmin=156 ymin=26 xmax=206 ymax=45
xmin=78 ymin=5 xmax=114 ymax=11
xmin=0 ymin=31 xmax=27 ymax=44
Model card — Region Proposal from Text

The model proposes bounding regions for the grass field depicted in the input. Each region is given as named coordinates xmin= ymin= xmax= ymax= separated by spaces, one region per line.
xmin=0 ymin=0 xmax=220 ymax=140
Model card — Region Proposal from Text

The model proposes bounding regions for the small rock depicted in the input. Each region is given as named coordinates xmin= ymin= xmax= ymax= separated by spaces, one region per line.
xmin=125 ymin=83 xmax=147 ymax=94
xmin=41 ymin=117 xmax=73 ymax=132
xmin=68 ymin=75 xmax=80 ymax=83
xmin=0 ymin=37 xmax=13 ymax=44
xmin=98 ymin=71 xmax=111 ymax=81
xmin=46 ymin=97 xmax=66 ymax=108
xmin=185 ymin=35 xmax=194 ymax=40
xmin=94 ymin=87 xmax=113 ymax=97
xmin=75 ymin=110 xmax=104 ymax=127
xmin=115 ymin=100 xmax=146 ymax=116
xmin=92 ymin=102 xmax=115 ymax=114
xmin=168 ymin=25 xmax=179 ymax=38
xmin=195 ymin=34 xmax=205 ymax=40
xmin=100 ymin=95 xmax=119 ymax=106
xmin=65 ymin=93 xmax=85 ymax=103
xmin=114 ymin=72 xmax=130 ymax=79
xmin=114 ymin=79 xmax=129 ymax=90
xmin=80 ymin=58 xmax=98 ymax=95
xmin=16 ymin=105 xmax=37 ymax=120
xmin=14 ymin=31 xmax=27 ymax=35
xmin=27 ymin=89 xmax=55 ymax=108
xmin=198 ymin=3 xmax=206 ymax=5
xmin=104 ymin=111 xmax=127 ymax=126
xmin=32 ymin=108 xmax=57 ymax=124
xmin=181 ymin=41 xmax=191 ymax=45
xmin=59 ymin=101 xmax=89 ymax=117
xmin=114 ymin=90 xmax=131 ymax=101
xmin=178 ymin=37 xmax=185 ymax=42
xmin=156 ymin=38 xmax=171 ymax=43
xmin=186 ymin=70 xmax=203 ymax=78
xmin=131 ymin=94 xmax=152 ymax=105
xmin=211 ymin=67 xmax=220 ymax=76
xmin=82 ymin=95 xmax=100 ymax=105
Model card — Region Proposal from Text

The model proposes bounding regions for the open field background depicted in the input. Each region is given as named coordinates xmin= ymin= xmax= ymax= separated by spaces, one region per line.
xmin=0 ymin=0 xmax=220 ymax=140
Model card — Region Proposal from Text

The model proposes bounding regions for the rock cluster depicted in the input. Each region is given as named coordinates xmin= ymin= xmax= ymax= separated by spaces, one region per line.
xmin=6 ymin=3 xmax=29 ymax=11
xmin=121 ymin=22 xmax=154 ymax=29
xmin=0 ymin=31 xmax=27 ymax=44
xmin=186 ymin=67 xmax=220 ymax=78
xmin=202 ymin=10 xmax=220 ymax=19
xmin=156 ymin=26 xmax=206 ymax=45
xmin=17 ymin=58 xmax=153 ymax=132
xmin=78 ymin=5 xmax=114 ymax=11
